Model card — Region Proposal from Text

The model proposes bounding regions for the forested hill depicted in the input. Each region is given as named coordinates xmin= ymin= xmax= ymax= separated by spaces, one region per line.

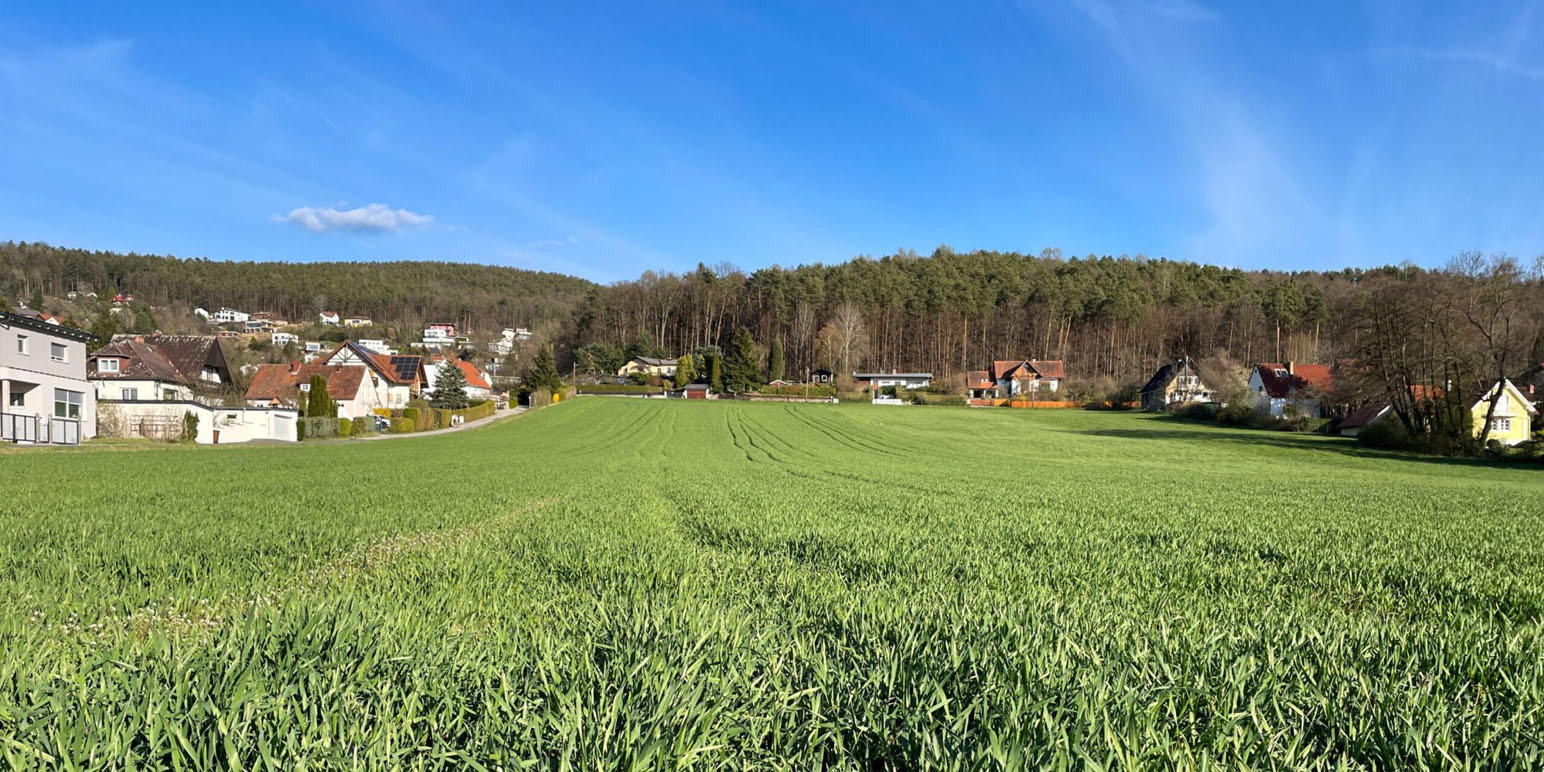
xmin=0 ymin=241 xmax=595 ymax=334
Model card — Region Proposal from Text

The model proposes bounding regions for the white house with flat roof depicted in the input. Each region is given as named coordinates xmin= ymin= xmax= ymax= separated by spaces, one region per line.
xmin=0 ymin=310 xmax=96 ymax=444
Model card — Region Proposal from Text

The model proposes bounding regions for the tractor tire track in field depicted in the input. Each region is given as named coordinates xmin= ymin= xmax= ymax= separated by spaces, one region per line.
xmin=787 ymin=406 xmax=906 ymax=458
xmin=725 ymin=411 xmax=756 ymax=462
xmin=733 ymin=408 xmax=784 ymax=464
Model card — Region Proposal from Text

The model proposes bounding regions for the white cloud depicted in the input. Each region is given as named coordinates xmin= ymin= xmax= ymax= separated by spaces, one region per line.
xmin=274 ymin=203 xmax=434 ymax=233
xmin=528 ymin=235 xmax=579 ymax=248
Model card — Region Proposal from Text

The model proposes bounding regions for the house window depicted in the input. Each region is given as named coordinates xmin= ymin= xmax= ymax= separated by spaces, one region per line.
xmin=53 ymin=389 xmax=82 ymax=419
xmin=99 ymin=358 xmax=120 ymax=372
xmin=1491 ymin=417 xmax=1512 ymax=433
xmin=16 ymin=335 xmax=27 ymax=354
xmin=122 ymin=387 xmax=139 ymax=400
xmin=7 ymin=391 xmax=22 ymax=408
xmin=50 ymin=342 xmax=67 ymax=362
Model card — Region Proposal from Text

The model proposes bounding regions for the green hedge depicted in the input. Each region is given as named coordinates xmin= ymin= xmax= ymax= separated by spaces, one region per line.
xmin=338 ymin=417 xmax=353 ymax=437
xmin=580 ymin=384 xmax=664 ymax=395
xmin=389 ymin=418 xmax=414 ymax=434
xmin=407 ymin=399 xmax=433 ymax=431
xmin=753 ymin=384 xmax=836 ymax=397
xmin=298 ymin=417 xmax=339 ymax=440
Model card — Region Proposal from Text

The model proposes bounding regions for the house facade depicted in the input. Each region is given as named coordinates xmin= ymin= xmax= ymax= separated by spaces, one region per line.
xmin=319 ymin=311 xmax=340 ymax=325
xmin=87 ymin=338 xmax=196 ymax=402
xmin=619 ymin=356 xmax=678 ymax=378
xmin=0 ymin=310 xmax=96 ymax=444
xmin=1140 ymin=357 xmax=1214 ymax=411
xmin=990 ymin=360 xmax=1064 ymax=396
xmin=109 ymin=335 xmax=234 ymax=392
xmin=316 ymin=341 xmax=423 ymax=407
xmin=210 ymin=307 xmax=249 ymax=324
xmin=1248 ymin=362 xmax=1333 ymax=418
xmin=853 ymin=371 xmax=932 ymax=390
xmin=1471 ymin=379 xmax=1536 ymax=446
xmin=245 ymin=362 xmax=378 ymax=419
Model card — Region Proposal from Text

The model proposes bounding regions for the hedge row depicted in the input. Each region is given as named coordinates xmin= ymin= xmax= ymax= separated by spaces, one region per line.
xmin=753 ymin=384 xmax=837 ymax=397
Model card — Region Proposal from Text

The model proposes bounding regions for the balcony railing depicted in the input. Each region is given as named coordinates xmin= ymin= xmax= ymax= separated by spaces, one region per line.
xmin=1 ymin=412 xmax=80 ymax=445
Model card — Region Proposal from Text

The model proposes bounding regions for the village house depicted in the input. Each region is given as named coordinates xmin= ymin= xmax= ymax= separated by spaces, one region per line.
xmin=343 ymin=317 xmax=373 ymax=328
xmin=319 ymin=310 xmax=340 ymax=325
xmin=853 ymin=371 xmax=933 ymax=390
xmin=357 ymin=339 xmax=394 ymax=355
xmin=109 ymin=334 xmax=234 ymax=391
xmin=1248 ymin=362 xmax=1333 ymax=418
xmin=966 ymin=370 xmax=995 ymax=399
xmin=1471 ymin=379 xmax=1537 ymax=446
xmin=0 ymin=310 xmax=96 ymax=444
xmin=426 ymin=356 xmax=494 ymax=401
xmin=1139 ymin=357 xmax=1215 ymax=411
xmin=271 ymin=331 xmax=299 ymax=347
xmin=989 ymin=359 xmax=1065 ymax=397
xmin=811 ymin=368 xmax=834 ymax=385
xmin=315 ymin=341 xmax=426 ymax=407
xmin=618 ymin=356 xmax=678 ymax=379
xmin=210 ymin=307 xmax=249 ymax=324
xmin=245 ymin=362 xmax=379 ymax=420
xmin=1338 ymin=380 xmax=1536 ymax=447
xmin=87 ymin=338 xmax=195 ymax=401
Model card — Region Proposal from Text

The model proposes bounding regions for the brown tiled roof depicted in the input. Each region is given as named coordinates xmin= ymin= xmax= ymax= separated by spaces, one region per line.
xmin=112 ymin=334 xmax=225 ymax=384
xmin=88 ymin=339 xmax=189 ymax=384
xmin=244 ymin=363 xmax=366 ymax=404
xmin=1253 ymin=362 xmax=1333 ymax=399
xmin=966 ymin=370 xmax=993 ymax=389
xmin=991 ymin=359 xmax=1065 ymax=381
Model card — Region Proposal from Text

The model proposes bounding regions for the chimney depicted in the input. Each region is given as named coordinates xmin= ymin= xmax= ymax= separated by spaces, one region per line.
xmin=1286 ymin=361 xmax=1294 ymax=375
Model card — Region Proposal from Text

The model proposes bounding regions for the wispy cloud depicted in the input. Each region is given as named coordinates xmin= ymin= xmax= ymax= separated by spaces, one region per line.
xmin=274 ymin=203 xmax=433 ymax=233
xmin=528 ymin=235 xmax=578 ymax=249
xmin=1371 ymin=47 xmax=1544 ymax=82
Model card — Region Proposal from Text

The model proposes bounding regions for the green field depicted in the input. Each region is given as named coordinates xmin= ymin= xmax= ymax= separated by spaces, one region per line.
xmin=3 ymin=400 xmax=1542 ymax=769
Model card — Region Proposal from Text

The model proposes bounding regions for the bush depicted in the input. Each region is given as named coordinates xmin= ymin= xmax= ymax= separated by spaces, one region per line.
xmin=580 ymin=384 xmax=665 ymax=396
xmin=1173 ymin=402 xmax=1219 ymax=421
xmin=298 ymin=417 xmax=339 ymax=440
xmin=338 ymin=417 xmax=352 ymax=437
xmin=407 ymin=399 xmax=433 ymax=431
xmin=752 ymin=384 xmax=837 ymax=398
xmin=402 ymin=408 xmax=420 ymax=432
xmin=181 ymin=411 xmax=199 ymax=442
xmin=352 ymin=415 xmax=376 ymax=436
xmin=390 ymin=418 xmax=414 ymax=434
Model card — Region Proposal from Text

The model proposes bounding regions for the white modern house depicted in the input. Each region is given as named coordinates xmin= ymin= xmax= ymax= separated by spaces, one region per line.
xmin=210 ymin=307 xmax=250 ymax=324
xmin=853 ymin=371 xmax=933 ymax=390
xmin=422 ymin=325 xmax=455 ymax=350
xmin=271 ymin=332 xmax=299 ymax=347
xmin=0 ymin=310 xmax=96 ymax=444
xmin=357 ymin=338 xmax=395 ymax=355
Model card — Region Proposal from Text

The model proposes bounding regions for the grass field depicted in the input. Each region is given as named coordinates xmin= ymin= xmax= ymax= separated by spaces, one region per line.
xmin=3 ymin=399 xmax=1542 ymax=769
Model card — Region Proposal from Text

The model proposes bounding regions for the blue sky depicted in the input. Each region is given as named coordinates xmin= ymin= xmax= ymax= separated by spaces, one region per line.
xmin=1 ymin=1 xmax=1541 ymax=282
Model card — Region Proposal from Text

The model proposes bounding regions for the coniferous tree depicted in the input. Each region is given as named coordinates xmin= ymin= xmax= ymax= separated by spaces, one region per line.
xmin=88 ymin=310 xmax=120 ymax=346
xmin=431 ymin=360 xmax=472 ymax=409
xmin=525 ymin=345 xmax=563 ymax=392
xmin=723 ymin=328 xmax=761 ymax=392
xmin=306 ymin=374 xmax=336 ymax=417
xmin=29 ymin=286 xmax=43 ymax=310
xmin=767 ymin=339 xmax=785 ymax=382
xmin=704 ymin=349 xmax=723 ymax=391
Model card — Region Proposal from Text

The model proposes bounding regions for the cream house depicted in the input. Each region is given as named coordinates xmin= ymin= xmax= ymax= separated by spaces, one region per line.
xmin=1472 ymin=379 xmax=1536 ymax=446
xmin=618 ymin=356 xmax=678 ymax=379
xmin=0 ymin=310 xmax=96 ymax=444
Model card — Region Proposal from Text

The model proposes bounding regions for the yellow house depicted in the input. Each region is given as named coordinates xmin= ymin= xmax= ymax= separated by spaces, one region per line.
xmin=617 ymin=356 xmax=677 ymax=379
xmin=1472 ymin=379 xmax=1537 ymax=446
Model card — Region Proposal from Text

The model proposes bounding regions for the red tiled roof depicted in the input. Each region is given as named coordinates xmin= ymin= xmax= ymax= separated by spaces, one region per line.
xmin=966 ymin=370 xmax=993 ymax=389
xmin=1026 ymin=359 xmax=1065 ymax=379
xmin=1253 ymin=362 xmax=1333 ymax=398
xmin=453 ymin=359 xmax=490 ymax=390
xmin=245 ymin=363 xmax=366 ymax=404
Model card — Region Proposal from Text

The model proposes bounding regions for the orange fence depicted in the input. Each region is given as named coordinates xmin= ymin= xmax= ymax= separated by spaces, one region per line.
xmin=966 ymin=399 xmax=1137 ymax=409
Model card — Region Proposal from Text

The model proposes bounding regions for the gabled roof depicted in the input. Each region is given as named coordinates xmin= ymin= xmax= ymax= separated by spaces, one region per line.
xmin=1140 ymin=357 xmax=1199 ymax=394
xmin=0 ymin=310 xmax=93 ymax=341
xmin=992 ymin=359 xmax=1065 ymax=381
xmin=966 ymin=370 xmax=993 ymax=390
xmin=1252 ymin=362 xmax=1332 ymax=398
xmin=629 ymin=356 xmax=676 ymax=367
xmin=244 ymin=363 xmax=367 ymax=404
xmin=1337 ymin=402 xmax=1392 ymax=430
xmin=109 ymin=334 xmax=225 ymax=383
xmin=1474 ymin=378 xmax=1538 ymax=414
xmin=322 ymin=341 xmax=414 ymax=384
xmin=88 ymin=339 xmax=189 ymax=384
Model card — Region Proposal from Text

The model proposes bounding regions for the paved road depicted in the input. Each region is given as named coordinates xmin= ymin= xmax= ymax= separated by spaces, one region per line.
xmin=352 ymin=406 xmax=527 ymax=441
